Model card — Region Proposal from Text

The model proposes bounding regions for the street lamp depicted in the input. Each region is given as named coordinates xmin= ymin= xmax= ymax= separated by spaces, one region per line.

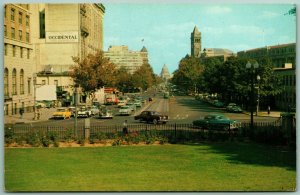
xmin=256 ymin=75 xmax=261 ymax=116
xmin=246 ymin=61 xmax=259 ymax=128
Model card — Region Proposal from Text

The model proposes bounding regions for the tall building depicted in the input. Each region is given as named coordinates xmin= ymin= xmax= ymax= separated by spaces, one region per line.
xmin=104 ymin=45 xmax=149 ymax=74
xmin=30 ymin=3 xmax=105 ymax=106
xmin=191 ymin=26 xmax=201 ymax=58
xmin=4 ymin=4 xmax=35 ymax=116
xmin=160 ymin=64 xmax=171 ymax=81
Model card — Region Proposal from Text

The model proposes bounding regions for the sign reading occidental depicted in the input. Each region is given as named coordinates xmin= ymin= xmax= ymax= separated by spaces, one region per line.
xmin=46 ymin=31 xmax=79 ymax=43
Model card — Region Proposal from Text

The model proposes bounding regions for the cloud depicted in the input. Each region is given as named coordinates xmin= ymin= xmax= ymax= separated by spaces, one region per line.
xmin=206 ymin=6 xmax=232 ymax=14
xmin=261 ymin=11 xmax=280 ymax=19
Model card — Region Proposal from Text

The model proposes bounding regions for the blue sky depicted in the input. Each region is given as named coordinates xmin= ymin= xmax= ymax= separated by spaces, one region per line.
xmin=103 ymin=3 xmax=296 ymax=75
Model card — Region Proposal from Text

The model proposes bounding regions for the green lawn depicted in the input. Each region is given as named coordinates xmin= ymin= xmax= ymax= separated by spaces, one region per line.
xmin=5 ymin=142 xmax=296 ymax=191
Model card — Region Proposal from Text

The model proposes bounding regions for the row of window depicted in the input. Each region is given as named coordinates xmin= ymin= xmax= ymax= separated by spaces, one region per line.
xmin=4 ymin=68 xmax=31 ymax=97
xmin=5 ymin=7 xmax=30 ymax=26
xmin=4 ymin=25 xmax=30 ymax=42
xmin=4 ymin=44 xmax=31 ymax=59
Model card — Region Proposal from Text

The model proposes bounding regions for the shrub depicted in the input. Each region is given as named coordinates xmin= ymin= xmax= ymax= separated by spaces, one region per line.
xmin=112 ymin=137 xmax=122 ymax=146
xmin=26 ymin=131 xmax=41 ymax=147
xmin=5 ymin=127 xmax=15 ymax=144
xmin=41 ymin=136 xmax=50 ymax=147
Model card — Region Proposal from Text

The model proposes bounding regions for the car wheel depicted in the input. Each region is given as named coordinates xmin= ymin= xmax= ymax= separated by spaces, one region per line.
xmin=153 ymin=119 xmax=158 ymax=124
xmin=223 ymin=125 xmax=230 ymax=131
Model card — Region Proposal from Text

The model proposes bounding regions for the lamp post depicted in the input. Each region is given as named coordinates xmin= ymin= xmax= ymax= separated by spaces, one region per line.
xmin=256 ymin=75 xmax=261 ymax=116
xmin=246 ymin=61 xmax=259 ymax=128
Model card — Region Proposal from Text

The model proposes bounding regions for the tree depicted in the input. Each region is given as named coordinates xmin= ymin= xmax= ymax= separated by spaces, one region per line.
xmin=171 ymin=56 xmax=204 ymax=93
xmin=132 ymin=62 xmax=156 ymax=91
xmin=70 ymin=50 xmax=117 ymax=94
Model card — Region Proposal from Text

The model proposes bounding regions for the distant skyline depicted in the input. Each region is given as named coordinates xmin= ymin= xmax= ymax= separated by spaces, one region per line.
xmin=103 ymin=3 xmax=296 ymax=74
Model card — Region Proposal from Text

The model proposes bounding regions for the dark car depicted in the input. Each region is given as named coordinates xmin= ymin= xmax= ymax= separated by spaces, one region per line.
xmin=193 ymin=114 xmax=241 ymax=131
xmin=134 ymin=111 xmax=168 ymax=124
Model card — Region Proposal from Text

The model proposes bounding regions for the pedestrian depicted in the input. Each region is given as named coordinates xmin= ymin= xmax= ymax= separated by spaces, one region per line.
xmin=37 ymin=109 xmax=41 ymax=120
xmin=19 ymin=108 xmax=24 ymax=119
xmin=122 ymin=120 xmax=128 ymax=136
xmin=267 ymin=106 xmax=270 ymax=115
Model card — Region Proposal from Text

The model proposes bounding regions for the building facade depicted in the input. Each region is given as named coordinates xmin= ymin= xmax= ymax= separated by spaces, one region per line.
xmin=30 ymin=3 xmax=105 ymax=106
xmin=104 ymin=45 xmax=149 ymax=74
xmin=4 ymin=4 xmax=35 ymax=116
xmin=202 ymin=48 xmax=235 ymax=62
xmin=191 ymin=26 xmax=201 ymax=58
xmin=237 ymin=43 xmax=296 ymax=68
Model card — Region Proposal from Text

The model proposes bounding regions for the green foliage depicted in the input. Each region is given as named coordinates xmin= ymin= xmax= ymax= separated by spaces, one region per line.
xmin=5 ymin=127 xmax=15 ymax=144
xmin=25 ymin=131 xmax=41 ymax=147
xmin=64 ymin=129 xmax=75 ymax=142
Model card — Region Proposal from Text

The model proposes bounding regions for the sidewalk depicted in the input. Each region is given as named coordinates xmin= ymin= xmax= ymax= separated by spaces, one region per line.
xmin=243 ymin=111 xmax=282 ymax=118
xmin=4 ymin=108 xmax=56 ymax=124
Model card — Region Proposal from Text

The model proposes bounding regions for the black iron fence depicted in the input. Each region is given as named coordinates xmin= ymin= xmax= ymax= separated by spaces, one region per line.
xmin=5 ymin=118 xmax=293 ymax=146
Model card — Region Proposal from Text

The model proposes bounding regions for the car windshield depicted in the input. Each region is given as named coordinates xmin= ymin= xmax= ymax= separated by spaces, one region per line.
xmin=57 ymin=108 xmax=65 ymax=112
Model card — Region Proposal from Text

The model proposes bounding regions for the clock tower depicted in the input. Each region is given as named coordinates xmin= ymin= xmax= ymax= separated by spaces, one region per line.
xmin=191 ymin=26 xmax=201 ymax=58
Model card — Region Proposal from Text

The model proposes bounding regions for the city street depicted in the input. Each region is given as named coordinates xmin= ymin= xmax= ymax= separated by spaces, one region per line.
xmin=8 ymin=93 xmax=280 ymax=128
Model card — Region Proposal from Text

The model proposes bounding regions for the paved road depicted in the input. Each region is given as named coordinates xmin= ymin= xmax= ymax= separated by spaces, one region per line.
xmin=8 ymin=94 xmax=279 ymax=128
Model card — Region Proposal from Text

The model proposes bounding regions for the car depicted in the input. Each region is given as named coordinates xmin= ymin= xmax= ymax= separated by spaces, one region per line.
xmin=88 ymin=106 xmax=100 ymax=116
xmin=134 ymin=111 xmax=168 ymax=124
xmin=52 ymin=108 xmax=71 ymax=119
xmin=126 ymin=102 xmax=136 ymax=111
xmin=117 ymin=100 xmax=127 ymax=108
xmin=212 ymin=100 xmax=225 ymax=108
xmin=119 ymin=106 xmax=132 ymax=116
xmin=227 ymin=105 xmax=243 ymax=113
xmin=226 ymin=103 xmax=237 ymax=111
xmin=192 ymin=114 xmax=241 ymax=131
xmin=77 ymin=107 xmax=92 ymax=118
xmin=133 ymin=100 xmax=142 ymax=108
xmin=98 ymin=109 xmax=113 ymax=119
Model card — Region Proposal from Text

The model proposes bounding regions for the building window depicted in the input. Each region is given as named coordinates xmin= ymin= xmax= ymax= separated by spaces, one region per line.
xmin=13 ymin=46 xmax=16 ymax=57
xmin=4 ymin=25 xmax=7 ymax=36
xmin=11 ymin=27 xmax=15 ymax=39
xmin=28 ymin=79 xmax=31 ymax=94
xmin=11 ymin=8 xmax=15 ymax=21
xmin=4 ymin=44 xmax=7 ymax=56
xmin=4 ymin=68 xmax=9 ymax=97
xmin=19 ymin=12 xmax=22 ymax=24
xmin=4 ymin=104 xmax=9 ymax=116
xmin=20 ymin=47 xmax=23 ymax=58
xmin=26 ymin=15 xmax=29 ymax=26
xmin=42 ymin=80 xmax=46 ymax=85
xmin=12 ymin=69 xmax=17 ymax=95
xmin=26 ymin=32 xmax=29 ymax=42
xmin=54 ymin=80 xmax=58 ymax=86
xmin=19 ymin=30 xmax=22 ymax=40
xmin=27 ymin=49 xmax=30 ymax=59
xmin=20 ymin=69 xmax=24 ymax=94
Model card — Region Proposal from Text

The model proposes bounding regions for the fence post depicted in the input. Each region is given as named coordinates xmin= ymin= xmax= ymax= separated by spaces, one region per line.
xmin=84 ymin=118 xmax=90 ymax=140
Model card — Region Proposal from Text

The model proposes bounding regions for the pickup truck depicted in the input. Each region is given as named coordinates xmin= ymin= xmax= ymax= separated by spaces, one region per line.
xmin=134 ymin=111 xmax=168 ymax=124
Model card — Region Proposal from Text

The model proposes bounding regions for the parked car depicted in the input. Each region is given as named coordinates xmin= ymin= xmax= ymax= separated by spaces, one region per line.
xmin=134 ymin=111 xmax=168 ymax=124
xmin=77 ymin=107 xmax=92 ymax=118
xmin=226 ymin=103 xmax=237 ymax=111
xmin=119 ymin=106 xmax=132 ymax=116
xmin=98 ymin=109 xmax=113 ymax=119
xmin=227 ymin=105 xmax=243 ymax=113
xmin=52 ymin=108 xmax=71 ymax=119
xmin=212 ymin=100 xmax=225 ymax=108
xmin=192 ymin=114 xmax=241 ymax=131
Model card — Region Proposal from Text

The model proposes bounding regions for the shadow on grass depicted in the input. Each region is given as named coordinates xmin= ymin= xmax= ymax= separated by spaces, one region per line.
xmin=185 ymin=142 xmax=296 ymax=171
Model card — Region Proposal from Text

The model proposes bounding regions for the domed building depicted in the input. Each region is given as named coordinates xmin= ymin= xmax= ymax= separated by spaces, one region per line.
xmin=160 ymin=64 xmax=171 ymax=82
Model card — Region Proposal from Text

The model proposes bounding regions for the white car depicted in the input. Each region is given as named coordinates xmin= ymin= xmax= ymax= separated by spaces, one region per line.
xmin=119 ymin=106 xmax=132 ymax=116
xmin=77 ymin=107 xmax=92 ymax=118
xmin=117 ymin=100 xmax=127 ymax=107
xmin=88 ymin=106 xmax=100 ymax=116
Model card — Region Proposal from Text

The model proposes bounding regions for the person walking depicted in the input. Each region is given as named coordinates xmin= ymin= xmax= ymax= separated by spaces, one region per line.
xmin=123 ymin=120 xmax=128 ymax=136
xmin=267 ymin=106 xmax=271 ymax=115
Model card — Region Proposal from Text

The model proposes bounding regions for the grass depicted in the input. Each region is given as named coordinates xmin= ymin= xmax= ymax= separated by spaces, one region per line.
xmin=5 ymin=142 xmax=296 ymax=192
